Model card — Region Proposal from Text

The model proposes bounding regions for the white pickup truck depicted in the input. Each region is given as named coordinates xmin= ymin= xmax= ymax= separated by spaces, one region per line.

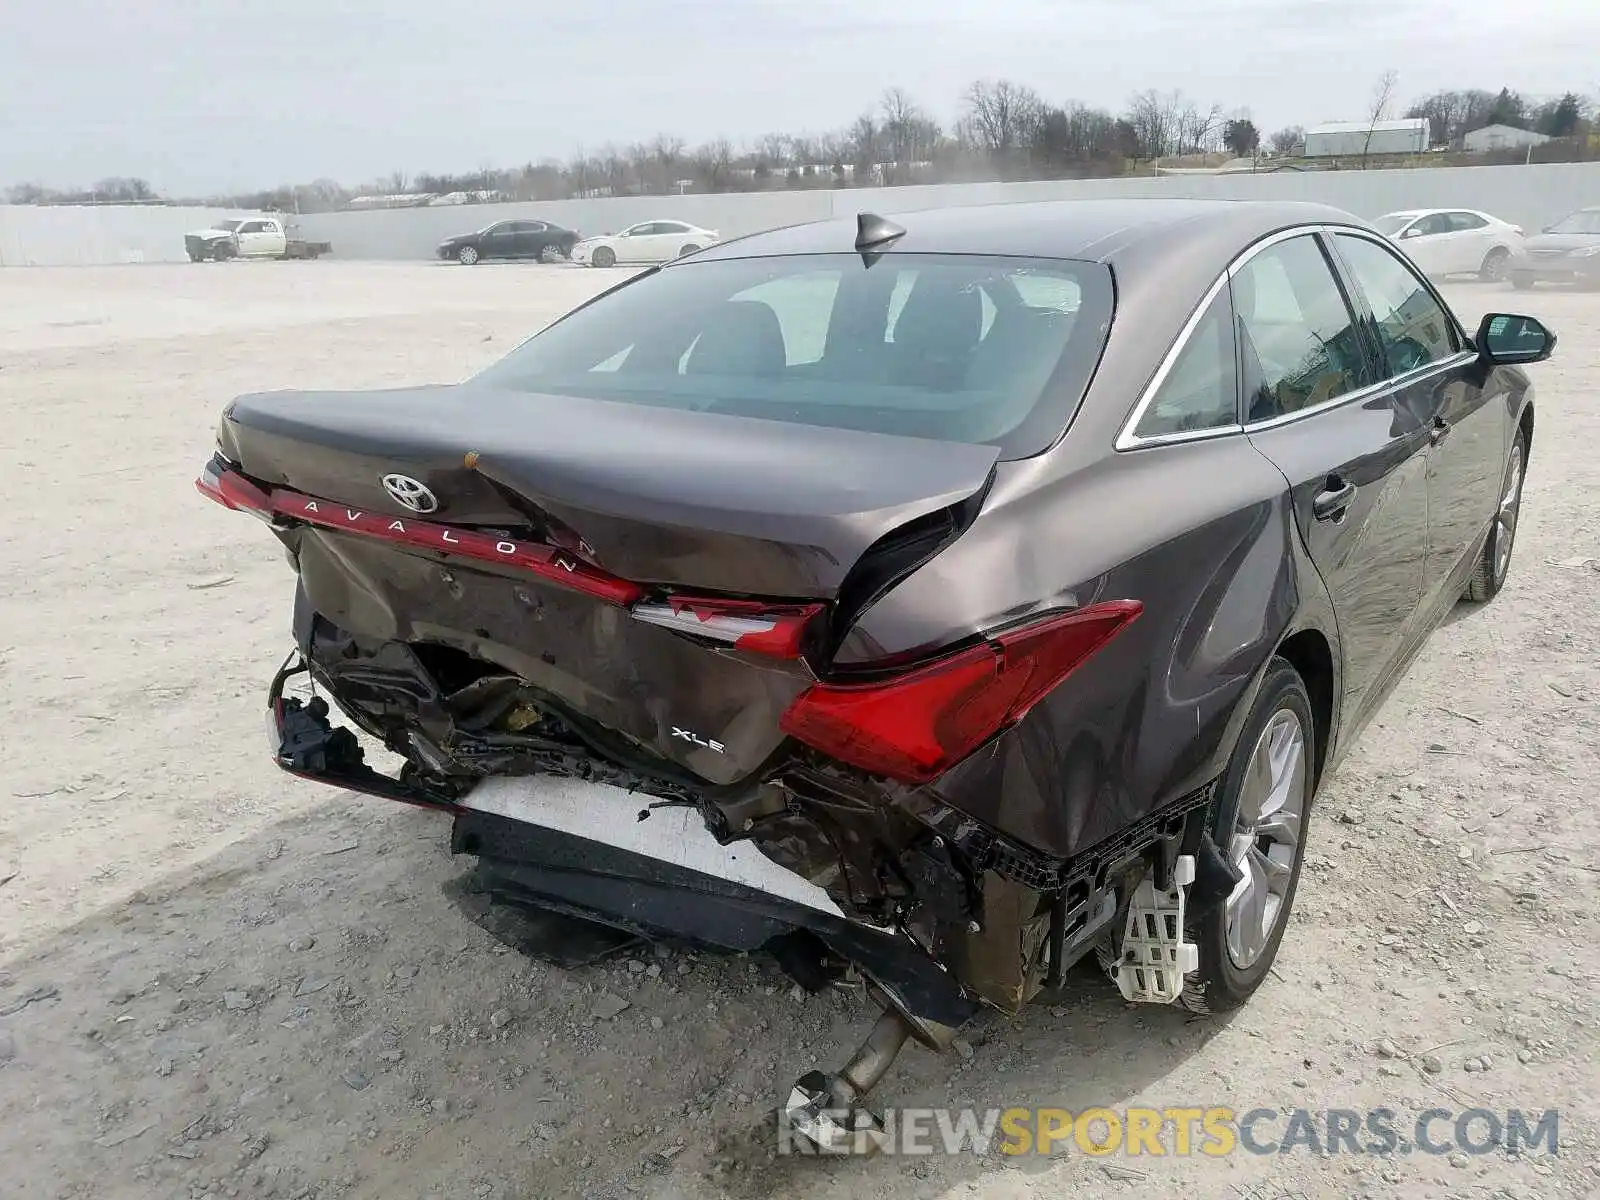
xmin=184 ymin=217 xmax=332 ymax=262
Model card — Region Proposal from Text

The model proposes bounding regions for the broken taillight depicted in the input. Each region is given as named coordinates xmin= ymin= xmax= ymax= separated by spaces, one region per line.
xmin=631 ymin=597 xmax=823 ymax=660
xmin=196 ymin=459 xmax=273 ymax=519
xmin=779 ymin=601 xmax=1143 ymax=784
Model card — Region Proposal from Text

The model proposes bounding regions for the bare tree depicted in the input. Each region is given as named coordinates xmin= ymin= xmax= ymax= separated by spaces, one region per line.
xmin=691 ymin=139 xmax=734 ymax=191
xmin=1362 ymin=69 xmax=1400 ymax=162
xmin=1268 ymin=125 xmax=1305 ymax=155
xmin=961 ymin=79 xmax=1043 ymax=159
xmin=879 ymin=87 xmax=940 ymax=168
xmin=1126 ymin=89 xmax=1188 ymax=158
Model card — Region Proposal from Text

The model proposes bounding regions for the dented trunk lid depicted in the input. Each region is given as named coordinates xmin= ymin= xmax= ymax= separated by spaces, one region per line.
xmin=217 ymin=384 xmax=998 ymax=783
xmin=219 ymin=384 xmax=998 ymax=597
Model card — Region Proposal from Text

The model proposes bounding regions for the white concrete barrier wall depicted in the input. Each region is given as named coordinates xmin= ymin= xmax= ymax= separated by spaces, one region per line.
xmin=0 ymin=206 xmax=254 ymax=267
xmin=297 ymin=162 xmax=1600 ymax=261
xmin=3 ymin=162 xmax=1597 ymax=266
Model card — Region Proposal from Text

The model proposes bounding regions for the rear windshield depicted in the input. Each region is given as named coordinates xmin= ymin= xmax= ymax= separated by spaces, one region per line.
xmin=472 ymin=252 xmax=1114 ymax=458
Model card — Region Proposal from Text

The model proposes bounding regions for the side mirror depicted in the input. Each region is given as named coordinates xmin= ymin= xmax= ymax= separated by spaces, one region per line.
xmin=1474 ymin=313 xmax=1556 ymax=365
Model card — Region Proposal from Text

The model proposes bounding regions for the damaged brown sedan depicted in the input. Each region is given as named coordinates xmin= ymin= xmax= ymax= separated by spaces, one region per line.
xmin=199 ymin=199 xmax=1551 ymax=1150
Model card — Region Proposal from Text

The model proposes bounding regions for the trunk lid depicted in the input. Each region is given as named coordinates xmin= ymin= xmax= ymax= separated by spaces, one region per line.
xmin=219 ymin=384 xmax=998 ymax=597
xmin=217 ymin=384 xmax=997 ymax=785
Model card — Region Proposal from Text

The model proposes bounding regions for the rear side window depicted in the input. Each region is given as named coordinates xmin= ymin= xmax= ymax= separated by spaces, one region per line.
xmin=1334 ymin=233 xmax=1460 ymax=376
xmin=1448 ymin=212 xmax=1488 ymax=231
xmin=473 ymin=253 xmax=1115 ymax=458
xmin=1234 ymin=234 xmax=1370 ymax=424
xmin=1132 ymin=285 xmax=1239 ymax=438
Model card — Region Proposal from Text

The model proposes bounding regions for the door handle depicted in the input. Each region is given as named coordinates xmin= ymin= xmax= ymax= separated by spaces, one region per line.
xmin=1430 ymin=417 xmax=1451 ymax=445
xmin=1312 ymin=477 xmax=1356 ymax=522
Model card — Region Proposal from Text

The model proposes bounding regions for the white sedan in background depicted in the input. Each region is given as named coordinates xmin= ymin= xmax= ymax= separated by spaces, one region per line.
xmin=1373 ymin=208 xmax=1526 ymax=281
xmin=571 ymin=220 xmax=720 ymax=267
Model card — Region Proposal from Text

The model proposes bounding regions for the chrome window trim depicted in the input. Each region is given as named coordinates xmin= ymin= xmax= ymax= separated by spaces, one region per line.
xmin=1116 ymin=223 xmax=1479 ymax=451
xmin=1324 ymin=225 xmax=1474 ymax=350
xmin=1240 ymin=349 xmax=1479 ymax=433
xmin=1113 ymin=267 xmax=1241 ymax=451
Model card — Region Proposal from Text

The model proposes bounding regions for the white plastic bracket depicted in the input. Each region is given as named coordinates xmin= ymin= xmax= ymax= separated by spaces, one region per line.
xmin=1109 ymin=853 xmax=1199 ymax=1004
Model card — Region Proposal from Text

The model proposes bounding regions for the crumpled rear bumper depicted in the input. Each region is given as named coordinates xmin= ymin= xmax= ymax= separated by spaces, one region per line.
xmin=264 ymin=654 xmax=978 ymax=1040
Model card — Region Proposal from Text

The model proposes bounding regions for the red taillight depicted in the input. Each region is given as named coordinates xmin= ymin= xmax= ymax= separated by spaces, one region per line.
xmin=197 ymin=462 xmax=644 ymax=606
xmin=197 ymin=462 xmax=272 ymax=515
xmin=632 ymin=596 xmax=823 ymax=659
xmin=779 ymin=601 xmax=1143 ymax=784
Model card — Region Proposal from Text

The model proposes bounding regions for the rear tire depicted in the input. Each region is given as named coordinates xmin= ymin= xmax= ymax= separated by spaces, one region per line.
xmin=1179 ymin=657 xmax=1316 ymax=1015
xmin=1463 ymin=429 xmax=1526 ymax=603
xmin=593 ymin=246 xmax=616 ymax=268
xmin=457 ymin=245 xmax=480 ymax=265
xmin=1479 ymin=247 xmax=1511 ymax=282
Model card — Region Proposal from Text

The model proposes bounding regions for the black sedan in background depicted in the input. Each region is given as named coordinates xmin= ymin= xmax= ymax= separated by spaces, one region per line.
xmin=437 ymin=218 xmax=580 ymax=265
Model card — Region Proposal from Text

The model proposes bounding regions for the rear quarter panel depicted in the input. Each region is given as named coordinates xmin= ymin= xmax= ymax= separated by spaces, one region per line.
xmin=838 ymin=435 xmax=1341 ymax=861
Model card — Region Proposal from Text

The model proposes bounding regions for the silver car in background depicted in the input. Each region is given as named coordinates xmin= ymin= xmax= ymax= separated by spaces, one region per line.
xmin=1509 ymin=206 xmax=1600 ymax=290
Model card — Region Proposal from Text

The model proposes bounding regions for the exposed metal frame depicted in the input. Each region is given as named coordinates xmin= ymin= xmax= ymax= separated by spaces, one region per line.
xmin=1115 ymin=222 xmax=1481 ymax=452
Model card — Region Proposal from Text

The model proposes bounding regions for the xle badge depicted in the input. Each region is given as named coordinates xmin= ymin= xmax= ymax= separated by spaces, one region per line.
xmin=672 ymin=727 xmax=726 ymax=754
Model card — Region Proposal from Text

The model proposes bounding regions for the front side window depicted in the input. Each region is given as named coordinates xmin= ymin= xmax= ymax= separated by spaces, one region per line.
xmin=1334 ymin=234 xmax=1459 ymax=376
xmin=472 ymin=253 xmax=1114 ymax=457
xmin=1132 ymin=284 xmax=1239 ymax=439
xmin=237 ymin=221 xmax=266 ymax=234
xmin=1234 ymin=234 xmax=1370 ymax=424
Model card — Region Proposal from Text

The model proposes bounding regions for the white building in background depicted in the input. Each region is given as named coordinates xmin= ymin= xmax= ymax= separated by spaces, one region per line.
xmin=1463 ymin=124 xmax=1551 ymax=153
xmin=1303 ymin=118 xmax=1430 ymax=157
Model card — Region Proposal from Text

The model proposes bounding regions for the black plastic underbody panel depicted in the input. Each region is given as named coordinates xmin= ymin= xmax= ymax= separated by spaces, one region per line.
xmin=449 ymin=807 xmax=980 ymax=1032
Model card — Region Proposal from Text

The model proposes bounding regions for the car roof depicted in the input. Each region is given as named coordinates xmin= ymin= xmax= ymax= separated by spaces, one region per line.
xmin=683 ymin=197 xmax=1374 ymax=313
xmin=688 ymin=198 xmax=1362 ymax=265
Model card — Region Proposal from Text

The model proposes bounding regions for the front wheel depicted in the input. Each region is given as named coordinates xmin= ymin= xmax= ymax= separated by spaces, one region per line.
xmin=1510 ymin=271 xmax=1536 ymax=291
xmin=1179 ymin=657 xmax=1316 ymax=1015
xmin=1463 ymin=430 xmax=1526 ymax=603
xmin=592 ymin=245 xmax=616 ymax=268
xmin=1480 ymin=247 xmax=1511 ymax=282
xmin=457 ymin=245 xmax=480 ymax=265
xmin=679 ymin=243 xmax=701 ymax=257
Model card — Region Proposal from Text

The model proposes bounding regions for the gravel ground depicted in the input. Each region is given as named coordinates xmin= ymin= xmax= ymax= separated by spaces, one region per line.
xmin=1 ymin=261 xmax=1597 ymax=1200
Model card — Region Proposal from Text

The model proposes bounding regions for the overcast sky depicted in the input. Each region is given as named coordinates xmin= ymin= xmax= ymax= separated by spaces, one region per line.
xmin=2 ymin=0 xmax=1596 ymax=196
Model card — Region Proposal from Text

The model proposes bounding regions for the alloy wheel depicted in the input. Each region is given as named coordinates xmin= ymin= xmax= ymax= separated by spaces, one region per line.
xmin=1493 ymin=443 xmax=1524 ymax=585
xmin=1224 ymin=709 xmax=1307 ymax=970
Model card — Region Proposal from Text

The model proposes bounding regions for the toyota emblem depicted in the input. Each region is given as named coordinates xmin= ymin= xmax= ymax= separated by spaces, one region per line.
xmin=381 ymin=473 xmax=439 ymax=514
